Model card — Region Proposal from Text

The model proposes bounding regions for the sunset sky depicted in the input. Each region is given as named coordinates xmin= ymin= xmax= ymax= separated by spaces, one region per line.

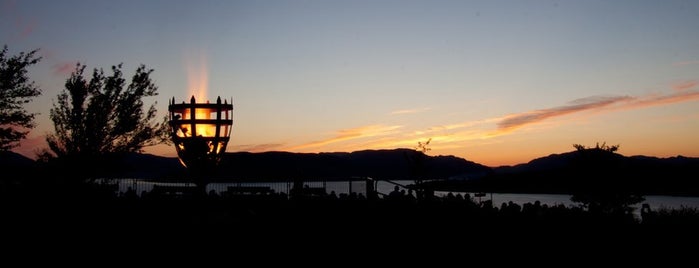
xmin=2 ymin=0 xmax=699 ymax=167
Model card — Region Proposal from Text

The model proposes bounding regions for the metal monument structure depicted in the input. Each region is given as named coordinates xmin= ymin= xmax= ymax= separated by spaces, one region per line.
xmin=168 ymin=96 xmax=233 ymax=187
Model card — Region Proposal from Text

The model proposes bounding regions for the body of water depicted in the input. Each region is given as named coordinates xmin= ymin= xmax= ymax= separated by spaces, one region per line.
xmin=436 ymin=191 xmax=699 ymax=213
xmin=109 ymin=178 xmax=699 ymax=213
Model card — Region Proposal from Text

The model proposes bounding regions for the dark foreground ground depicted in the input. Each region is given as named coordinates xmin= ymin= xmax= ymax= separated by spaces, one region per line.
xmin=3 ymin=183 xmax=698 ymax=237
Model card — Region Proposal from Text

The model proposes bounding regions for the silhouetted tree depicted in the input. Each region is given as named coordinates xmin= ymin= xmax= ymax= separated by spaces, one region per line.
xmin=0 ymin=45 xmax=42 ymax=151
xmin=406 ymin=138 xmax=432 ymax=198
xmin=410 ymin=138 xmax=432 ymax=181
xmin=569 ymin=142 xmax=643 ymax=216
xmin=416 ymin=138 xmax=432 ymax=154
xmin=573 ymin=142 xmax=619 ymax=153
xmin=45 ymin=63 xmax=168 ymax=179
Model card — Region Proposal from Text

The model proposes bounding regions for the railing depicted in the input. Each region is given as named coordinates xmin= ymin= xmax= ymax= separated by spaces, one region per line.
xmin=101 ymin=177 xmax=407 ymax=198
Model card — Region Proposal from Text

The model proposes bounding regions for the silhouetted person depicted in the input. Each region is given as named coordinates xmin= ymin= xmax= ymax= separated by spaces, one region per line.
xmin=123 ymin=186 xmax=137 ymax=200
xmin=641 ymin=203 xmax=654 ymax=224
xmin=389 ymin=186 xmax=403 ymax=200
xmin=406 ymin=189 xmax=416 ymax=201
xmin=291 ymin=178 xmax=303 ymax=198
xmin=208 ymin=189 xmax=220 ymax=200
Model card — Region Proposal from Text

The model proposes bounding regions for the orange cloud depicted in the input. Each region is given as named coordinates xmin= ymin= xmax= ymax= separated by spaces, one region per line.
xmin=427 ymin=117 xmax=502 ymax=132
xmin=287 ymin=124 xmax=402 ymax=151
xmin=672 ymin=80 xmax=698 ymax=92
xmin=283 ymin=82 xmax=699 ymax=158
xmin=234 ymin=143 xmax=286 ymax=152
xmin=390 ymin=107 xmax=430 ymax=115
xmin=624 ymin=89 xmax=699 ymax=109
xmin=343 ymin=119 xmax=502 ymax=153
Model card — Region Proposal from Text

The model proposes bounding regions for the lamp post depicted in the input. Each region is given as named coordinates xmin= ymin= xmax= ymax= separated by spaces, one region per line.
xmin=168 ymin=96 xmax=233 ymax=191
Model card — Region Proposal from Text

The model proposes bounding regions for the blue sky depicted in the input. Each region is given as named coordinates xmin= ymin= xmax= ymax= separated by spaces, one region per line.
xmin=3 ymin=0 xmax=699 ymax=166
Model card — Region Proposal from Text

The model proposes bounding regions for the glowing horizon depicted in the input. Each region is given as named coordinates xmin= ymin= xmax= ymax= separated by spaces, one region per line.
xmin=4 ymin=1 xmax=699 ymax=167
xmin=248 ymin=81 xmax=699 ymax=166
xmin=11 ymin=69 xmax=699 ymax=167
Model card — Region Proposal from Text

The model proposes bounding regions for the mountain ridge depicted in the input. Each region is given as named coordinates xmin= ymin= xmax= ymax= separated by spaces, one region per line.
xmin=1 ymin=148 xmax=492 ymax=181
xmin=4 ymin=149 xmax=699 ymax=196
xmin=435 ymin=149 xmax=699 ymax=196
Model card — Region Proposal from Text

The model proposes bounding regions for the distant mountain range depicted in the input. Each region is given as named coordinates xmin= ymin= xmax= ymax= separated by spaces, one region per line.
xmin=1 ymin=148 xmax=491 ymax=182
xmin=3 ymin=149 xmax=699 ymax=195
xmin=217 ymin=149 xmax=491 ymax=181
xmin=430 ymin=150 xmax=699 ymax=196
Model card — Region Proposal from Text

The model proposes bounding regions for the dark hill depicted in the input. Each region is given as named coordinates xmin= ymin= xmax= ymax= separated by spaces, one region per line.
xmin=217 ymin=148 xmax=492 ymax=181
xmin=9 ymin=148 xmax=698 ymax=196
xmin=428 ymin=149 xmax=699 ymax=196
xmin=0 ymin=151 xmax=36 ymax=182
xmin=19 ymin=149 xmax=491 ymax=182
xmin=0 ymin=151 xmax=34 ymax=167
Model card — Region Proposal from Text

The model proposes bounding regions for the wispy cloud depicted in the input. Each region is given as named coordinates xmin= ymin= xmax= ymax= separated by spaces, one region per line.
xmin=18 ymin=18 xmax=36 ymax=39
xmin=624 ymin=88 xmax=699 ymax=109
xmin=426 ymin=117 xmax=503 ymax=132
xmin=288 ymin=124 xmax=402 ymax=151
xmin=39 ymin=49 xmax=77 ymax=77
xmin=52 ymin=61 xmax=77 ymax=76
xmin=497 ymin=95 xmax=632 ymax=132
xmin=2 ymin=0 xmax=37 ymax=41
xmin=390 ymin=107 xmax=430 ymax=115
xmin=496 ymin=84 xmax=699 ymax=133
xmin=349 ymin=118 xmax=503 ymax=152
xmin=673 ymin=60 xmax=699 ymax=66
xmin=285 ymin=82 xmax=699 ymax=156
xmin=235 ymin=143 xmax=286 ymax=152
xmin=375 ymin=131 xmax=489 ymax=148
xmin=672 ymin=80 xmax=698 ymax=92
